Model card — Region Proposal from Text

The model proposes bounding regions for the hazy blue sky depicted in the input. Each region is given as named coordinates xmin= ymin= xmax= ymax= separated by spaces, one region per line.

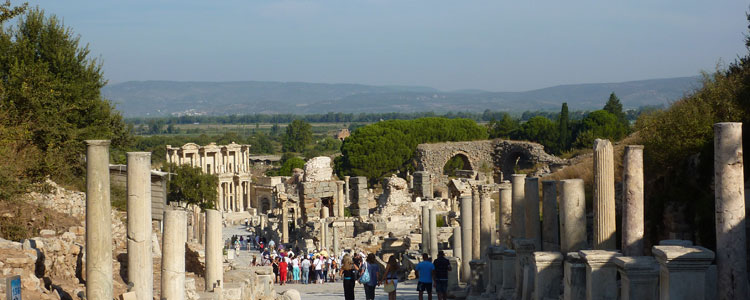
xmin=12 ymin=0 xmax=750 ymax=91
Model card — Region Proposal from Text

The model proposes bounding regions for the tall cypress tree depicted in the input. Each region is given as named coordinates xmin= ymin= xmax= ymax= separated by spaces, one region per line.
xmin=558 ymin=102 xmax=570 ymax=151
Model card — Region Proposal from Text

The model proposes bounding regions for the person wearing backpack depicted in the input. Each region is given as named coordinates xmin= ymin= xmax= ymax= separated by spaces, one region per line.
xmin=361 ymin=253 xmax=380 ymax=300
xmin=340 ymin=254 xmax=359 ymax=300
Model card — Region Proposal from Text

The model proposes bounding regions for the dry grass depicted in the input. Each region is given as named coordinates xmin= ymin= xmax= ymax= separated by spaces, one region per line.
xmin=543 ymin=133 xmax=642 ymax=185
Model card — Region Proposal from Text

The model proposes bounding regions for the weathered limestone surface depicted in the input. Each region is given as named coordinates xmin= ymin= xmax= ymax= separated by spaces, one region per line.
xmin=429 ymin=208 xmax=438 ymax=260
xmin=559 ymin=179 xmax=586 ymax=253
xmin=579 ymin=250 xmax=621 ymax=300
xmin=563 ymin=253 xmax=586 ymax=300
xmin=713 ymin=122 xmax=749 ymax=300
xmin=471 ymin=186 xmax=481 ymax=260
xmin=447 ymin=257 xmax=461 ymax=292
xmin=379 ymin=175 xmax=410 ymax=206
xmin=205 ymin=209 xmax=223 ymax=291
xmin=593 ymin=139 xmax=616 ymax=250
xmin=350 ymin=176 xmax=369 ymax=216
xmin=511 ymin=174 xmax=526 ymax=240
xmin=479 ymin=185 xmax=493 ymax=258
xmin=469 ymin=260 xmax=486 ymax=295
xmin=653 ymin=245 xmax=715 ymax=300
xmin=513 ymin=238 xmax=536 ymax=300
xmin=85 ymin=140 xmax=113 ymax=300
xmin=162 ymin=209 xmax=187 ymax=300
xmin=498 ymin=184 xmax=513 ymax=248
xmin=126 ymin=152 xmax=153 ymax=300
xmin=531 ymin=251 xmax=563 ymax=300
xmin=414 ymin=171 xmax=433 ymax=199
xmin=501 ymin=249 xmax=516 ymax=299
xmin=486 ymin=246 xmax=504 ymax=294
xmin=524 ymin=177 xmax=541 ymax=250
xmin=460 ymin=195 xmax=473 ymax=283
xmin=541 ymin=180 xmax=559 ymax=251
xmin=614 ymin=256 xmax=658 ymax=300
xmin=303 ymin=156 xmax=333 ymax=182
xmin=622 ymin=145 xmax=645 ymax=256
xmin=422 ymin=206 xmax=430 ymax=255
xmin=453 ymin=226 xmax=462 ymax=261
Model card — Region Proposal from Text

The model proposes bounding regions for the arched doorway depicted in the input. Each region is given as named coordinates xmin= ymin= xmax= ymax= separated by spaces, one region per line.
xmin=443 ymin=153 xmax=472 ymax=177
xmin=260 ymin=197 xmax=271 ymax=214
xmin=501 ymin=150 xmax=534 ymax=180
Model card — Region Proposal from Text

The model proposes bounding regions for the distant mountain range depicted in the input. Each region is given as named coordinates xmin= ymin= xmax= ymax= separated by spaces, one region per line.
xmin=103 ymin=76 xmax=702 ymax=117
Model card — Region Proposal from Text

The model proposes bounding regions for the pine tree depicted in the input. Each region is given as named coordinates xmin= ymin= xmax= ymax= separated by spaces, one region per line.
xmin=604 ymin=92 xmax=628 ymax=127
xmin=558 ymin=102 xmax=570 ymax=151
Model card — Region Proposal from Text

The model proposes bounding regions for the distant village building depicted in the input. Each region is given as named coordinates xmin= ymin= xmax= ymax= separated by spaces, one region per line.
xmin=165 ymin=142 xmax=252 ymax=212
xmin=335 ymin=128 xmax=350 ymax=141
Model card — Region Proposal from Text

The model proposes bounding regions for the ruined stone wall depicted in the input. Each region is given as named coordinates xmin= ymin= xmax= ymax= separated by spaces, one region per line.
xmin=415 ymin=140 xmax=496 ymax=176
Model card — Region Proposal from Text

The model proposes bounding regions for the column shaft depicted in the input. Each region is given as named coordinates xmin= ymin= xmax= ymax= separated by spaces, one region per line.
xmin=85 ymin=140 xmax=113 ymax=300
xmin=460 ymin=195 xmax=473 ymax=283
xmin=162 ymin=210 xmax=187 ymax=300
xmin=453 ymin=226 xmax=462 ymax=261
xmin=422 ymin=206 xmax=430 ymax=255
xmin=480 ymin=186 xmax=493 ymax=259
xmin=542 ymin=180 xmax=560 ymax=251
xmin=559 ymin=179 xmax=587 ymax=253
xmin=524 ymin=177 xmax=542 ymax=250
xmin=498 ymin=184 xmax=513 ymax=248
xmin=205 ymin=209 xmax=223 ymax=291
xmin=471 ymin=187 xmax=481 ymax=259
xmin=511 ymin=174 xmax=526 ymax=240
xmin=593 ymin=139 xmax=616 ymax=250
xmin=127 ymin=152 xmax=153 ymax=300
xmin=622 ymin=145 xmax=645 ymax=256
xmin=430 ymin=208 xmax=438 ymax=260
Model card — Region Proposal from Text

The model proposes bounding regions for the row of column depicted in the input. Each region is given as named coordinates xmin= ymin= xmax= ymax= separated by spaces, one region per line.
xmin=421 ymin=205 xmax=439 ymax=261
xmin=84 ymin=141 xmax=223 ymax=300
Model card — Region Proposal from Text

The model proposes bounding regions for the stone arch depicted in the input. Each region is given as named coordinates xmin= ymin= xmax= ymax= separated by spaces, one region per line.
xmin=443 ymin=152 xmax=473 ymax=176
xmin=415 ymin=140 xmax=495 ymax=176
xmin=260 ymin=197 xmax=271 ymax=214
xmin=493 ymin=140 xmax=566 ymax=180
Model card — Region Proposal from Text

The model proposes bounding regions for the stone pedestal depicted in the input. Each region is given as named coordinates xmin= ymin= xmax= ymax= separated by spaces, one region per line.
xmin=559 ymin=179 xmax=587 ymax=253
xmin=447 ymin=257 xmax=461 ymax=292
xmin=85 ymin=140 xmax=113 ymax=300
xmin=614 ymin=256 xmax=659 ymax=300
xmin=531 ymin=251 xmax=563 ymax=300
xmin=563 ymin=253 xmax=586 ymax=300
xmin=653 ymin=245 xmax=715 ymax=300
xmin=486 ymin=246 xmax=505 ymax=293
xmin=453 ymin=226 xmax=462 ymax=260
xmin=579 ymin=249 xmax=621 ymax=300
xmin=469 ymin=260 xmax=486 ymax=295
xmin=541 ymin=180 xmax=560 ymax=251
xmin=501 ymin=249 xmax=517 ymax=300
xmin=460 ymin=195 xmax=473 ymax=283
xmin=622 ymin=145 xmax=645 ymax=256
xmin=513 ymin=238 xmax=536 ymax=300
xmin=524 ymin=177 xmax=542 ymax=250
xmin=429 ymin=208 xmax=438 ymax=260
xmin=205 ymin=209 xmax=223 ymax=291
xmin=422 ymin=206 xmax=430 ymax=255
xmin=479 ymin=185 xmax=493 ymax=258
xmin=713 ymin=122 xmax=749 ymax=300
xmin=593 ymin=139 xmax=616 ymax=250
xmin=414 ymin=171 xmax=433 ymax=199
xmin=471 ymin=186 xmax=481 ymax=260
xmin=126 ymin=152 xmax=153 ymax=300
xmin=499 ymin=184 xmax=513 ymax=248
xmin=511 ymin=174 xmax=527 ymax=240
xmin=162 ymin=210 xmax=187 ymax=300
xmin=350 ymin=176 xmax=369 ymax=216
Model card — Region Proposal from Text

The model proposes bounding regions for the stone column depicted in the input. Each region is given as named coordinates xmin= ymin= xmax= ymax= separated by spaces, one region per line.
xmin=513 ymin=238 xmax=536 ymax=300
xmin=714 ymin=122 xmax=749 ymax=300
xmin=524 ymin=177 xmax=542 ymax=250
xmin=281 ymin=202 xmax=289 ymax=243
xmin=479 ymin=185 xmax=493 ymax=258
xmin=205 ymin=209 xmax=223 ymax=291
xmin=126 ymin=152 xmax=153 ymax=300
xmin=511 ymin=174 xmax=526 ymax=240
xmin=422 ymin=205 xmax=430 ymax=255
xmin=162 ymin=209 xmax=187 ymax=300
xmin=653 ymin=245 xmax=715 ymax=300
xmin=469 ymin=260 xmax=486 ymax=295
xmin=332 ymin=226 xmax=339 ymax=257
xmin=622 ymin=145 xmax=645 ymax=256
xmin=85 ymin=140 xmax=113 ymax=300
xmin=430 ymin=208 xmax=438 ymax=260
xmin=344 ymin=176 xmax=350 ymax=206
xmin=336 ymin=181 xmax=345 ymax=217
xmin=559 ymin=179 xmax=587 ymax=253
xmin=593 ymin=139 xmax=616 ymax=250
xmin=471 ymin=186 xmax=481 ymax=260
xmin=563 ymin=253 xmax=586 ymax=300
xmin=460 ymin=195 xmax=473 ymax=283
xmin=320 ymin=220 xmax=328 ymax=250
xmin=500 ymin=249 xmax=516 ymax=299
xmin=498 ymin=184 xmax=513 ymax=248
xmin=531 ymin=251 xmax=564 ymax=300
xmin=453 ymin=226 xmax=462 ymax=260
xmin=579 ymin=250 xmax=621 ymax=300
xmin=541 ymin=180 xmax=559 ymax=251
xmin=613 ymin=256 xmax=659 ymax=300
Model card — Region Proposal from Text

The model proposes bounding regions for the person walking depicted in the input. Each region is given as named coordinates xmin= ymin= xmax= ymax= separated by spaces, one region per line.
xmin=279 ymin=256 xmax=288 ymax=286
xmin=292 ymin=255 xmax=301 ymax=284
xmin=314 ymin=255 xmax=325 ymax=284
xmin=272 ymin=257 xmax=280 ymax=284
xmin=301 ymin=256 xmax=311 ymax=284
xmin=414 ymin=253 xmax=435 ymax=300
xmin=433 ymin=251 xmax=451 ymax=300
xmin=380 ymin=256 xmax=401 ymax=300
xmin=362 ymin=253 xmax=380 ymax=300
xmin=340 ymin=254 xmax=359 ymax=300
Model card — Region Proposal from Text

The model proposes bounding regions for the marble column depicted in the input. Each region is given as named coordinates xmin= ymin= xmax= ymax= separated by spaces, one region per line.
xmin=344 ymin=176 xmax=350 ymax=206
xmin=653 ymin=245 xmax=715 ymax=300
xmin=563 ymin=252 xmax=586 ymax=300
xmin=336 ymin=181 xmax=345 ymax=217
xmin=579 ymin=250 xmax=621 ymax=300
xmin=320 ymin=220 xmax=328 ymax=250
xmin=531 ymin=251 xmax=564 ymax=300
xmin=511 ymin=174 xmax=526 ymax=240
xmin=126 ymin=152 xmax=153 ymax=300
xmin=479 ymin=185 xmax=493 ymax=258
xmin=559 ymin=179 xmax=587 ymax=253
xmin=622 ymin=145 xmax=645 ymax=256
xmin=524 ymin=177 xmax=542 ymax=250
xmin=460 ymin=195 xmax=473 ymax=283
xmin=593 ymin=139 xmax=616 ymax=250
xmin=453 ymin=226 xmax=462 ymax=260
xmin=713 ymin=122 xmax=749 ymax=300
xmin=85 ymin=140 xmax=113 ymax=300
xmin=281 ymin=202 xmax=289 ymax=243
xmin=205 ymin=209 xmax=223 ymax=291
xmin=430 ymin=208 xmax=438 ymax=260
xmin=471 ymin=186 xmax=481 ymax=260
xmin=162 ymin=210 xmax=187 ymax=300
xmin=541 ymin=180 xmax=559 ymax=251
xmin=469 ymin=260 xmax=486 ymax=295
xmin=422 ymin=205 xmax=430 ymax=255
xmin=332 ymin=227 xmax=339 ymax=258
xmin=613 ymin=256 xmax=659 ymax=300
xmin=498 ymin=184 xmax=513 ymax=248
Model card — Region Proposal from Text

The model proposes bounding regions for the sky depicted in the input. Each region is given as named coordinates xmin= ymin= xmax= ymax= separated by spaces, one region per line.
xmin=11 ymin=0 xmax=750 ymax=91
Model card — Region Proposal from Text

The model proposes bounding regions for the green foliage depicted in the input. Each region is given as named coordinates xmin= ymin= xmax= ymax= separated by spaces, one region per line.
xmin=269 ymin=157 xmax=306 ymax=176
xmin=0 ymin=1 xmax=26 ymax=24
xmin=443 ymin=155 xmax=470 ymax=176
xmin=572 ymin=110 xmax=628 ymax=148
xmin=166 ymin=163 xmax=219 ymax=210
xmin=336 ymin=117 xmax=488 ymax=182
xmin=487 ymin=113 xmax=519 ymax=139
xmin=249 ymin=133 xmax=275 ymax=154
xmin=603 ymin=92 xmax=629 ymax=129
xmin=515 ymin=116 xmax=559 ymax=153
xmin=282 ymin=119 xmax=312 ymax=152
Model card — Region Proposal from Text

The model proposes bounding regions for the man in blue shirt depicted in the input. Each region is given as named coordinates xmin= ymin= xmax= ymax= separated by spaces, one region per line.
xmin=414 ymin=253 xmax=435 ymax=300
